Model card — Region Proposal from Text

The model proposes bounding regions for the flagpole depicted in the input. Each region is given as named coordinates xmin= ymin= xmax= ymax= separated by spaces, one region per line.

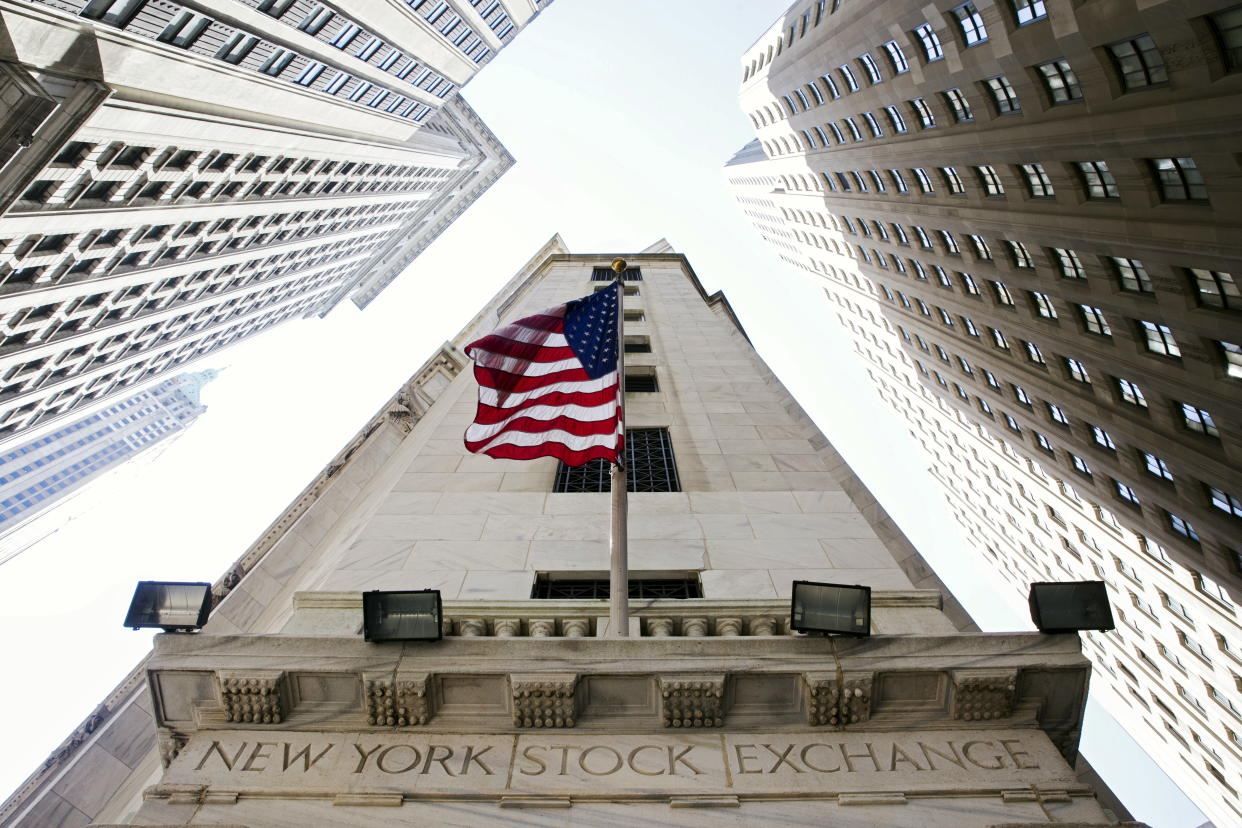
xmin=608 ymin=257 xmax=629 ymax=637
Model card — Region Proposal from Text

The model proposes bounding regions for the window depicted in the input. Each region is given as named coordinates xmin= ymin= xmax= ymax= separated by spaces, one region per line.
xmin=1066 ymin=358 xmax=1091 ymax=384
xmin=1047 ymin=402 xmax=1069 ymax=425
xmin=1150 ymin=157 xmax=1208 ymax=201
xmin=915 ymin=23 xmax=944 ymax=60
xmin=936 ymin=168 xmax=964 ymax=196
xmin=1019 ymin=163 xmax=1054 ymax=198
xmin=1112 ymin=257 xmax=1153 ymax=292
xmin=1115 ymin=479 xmax=1141 ymax=505
xmin=1179 ymin=402 xmax=1219 ymax=437
xmin=80 ymin=0 xmax=144 ymax=27
xmin=1209 ymin=486 xmax=1242 ymax=520
xmin=531 ymin=575 xmax=700 ymax=600
xmin=158 ymin=11 xmax=210 ymax=48
xmin=843 ymin=118 xmax=863 ymax=141
xmin=984 ymin=76 xmax=1021 ymax=113
xmin=1139 ymin=320 xmax=1180 ymax=357
xmin=1048 ymin=248 xmax=1083 ymax=279
xmin=1168 ymin=512 xmax=1200 ymax=544
xmin=914 ymin=226 xmax=933 ymax=249
xmin=912 ymin=167 xmax=935 ymax=194
xmin=1220 ymin=341 xmax=1242 ymax=379
xmin=884 ymin=40 xmax=910 ymax=73
xmin=862 ymin=112 xmax=884 ymax=137
xmin=1025 ymin=341 xmax=1047 ymax=364
xmin=1004 ymin=413 xmax=1021 ymax=432
xmin=910 ymin=97 xmax=936 ymax=129
xmin=1079 ymin=305 xmax=1111 ymax=336
xmin=820 ymin=74 xmax=841 ymax=99
xmin=552 ymin=428 xmax=679 ymax=492
xmin=1188 ymin=268 xmax=1239 ymax=309
xmin=975 ymin=165 xmax=1005 ymax=196
xmin=1091 ymin=425 xmax=1115 ymax=449
xmin=892 ymin=224 xmax=909 ymax=245
xmin=888 ymin=169 xmax=909 ymax=193
xmin=942 ymin=87 xmax=973 ymax=121
xmin=884 ymin=105 xmax=908 ymax=133
xmin=1077 ymin=161 xmax=1119 ymax=199
xmin=859 ymin=53 xmax=883 ymax=84
xmin=625 ymin=372 xmax=658 ymax=392
xmin=1071 ymin=454 xmax=1093 ymax=476
xmin=1196 ymin=572 xmax=1234 ymax=607
xmin=1035 ymin=431 xmax=1055 ymax=454
xmin=953 ymin=3 xmax=988 ymax=45
xmin=1210 ymin=6 xmax=1242 ymax=72
xmin=992 ymin=328 xmax=1010 ymax=350
xmin=1037 ymin=59 xmax=1083 ymax=103
xmin=991 ymin=280 xmax=1015 ymax=306
xmin=960 ymin=273 xmax=980 ymax=295
xmin=1116 ymin=377 xmax=1147 ymax=407
xmin=1008 ymin=241 xmax=1034 ymax=269
xmin=624 ymin=338 xmax=652 ymax=353
xmin=839 ymin=64 xmax=859 ymax=92
xmin=939 ymin=230 xmax=960 ymax=254
xmin=1013 ymin=0 xmax=1047 ymax=25
xmin=259 ymin=49 xmax=294 ymax=77
xmin=1143 ymin=452 xmax=1173 ymax=480
xmin=591 ymin=266 xmax=642 ymax=281
xmin=1108 ymin=34 xmax=1168 ymax=90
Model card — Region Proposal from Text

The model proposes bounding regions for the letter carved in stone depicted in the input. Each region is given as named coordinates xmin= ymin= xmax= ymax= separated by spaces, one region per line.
xmin=951 ymin=668 xmax=1018 ymax=721
xmin=803 ymin=671 xmax=873 ymax=726
xmin=218 ymin=671 xmax=287 ymax=725
xmin=511 ymin=673 xmax=579 ymax=728
xmin=364 ymin=672 xmax=434 ymax=727
xmin=660 ymin=674 xmax=726 ymax=728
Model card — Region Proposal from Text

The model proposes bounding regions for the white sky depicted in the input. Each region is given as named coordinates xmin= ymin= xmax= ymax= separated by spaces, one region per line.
xmin=0 ymin=2 xmax=1202 ymax=824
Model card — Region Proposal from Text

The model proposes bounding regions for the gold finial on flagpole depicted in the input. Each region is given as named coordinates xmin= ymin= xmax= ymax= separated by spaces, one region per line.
xmin=611 ymin=257 xmax=627 ymax=273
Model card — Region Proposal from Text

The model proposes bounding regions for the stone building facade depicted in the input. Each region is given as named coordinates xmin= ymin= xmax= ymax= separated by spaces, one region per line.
xmin=0 ymin=237 xmax=1128 ymax=825
xmin=0 ymin=0 xmax=551 ymax=451
xmin=726 ymin=0 xmax=1242 ymax=822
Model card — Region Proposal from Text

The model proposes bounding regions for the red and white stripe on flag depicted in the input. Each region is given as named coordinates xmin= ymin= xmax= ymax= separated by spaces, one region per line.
xmin=463 ymin=286 xmax=622 ymax=466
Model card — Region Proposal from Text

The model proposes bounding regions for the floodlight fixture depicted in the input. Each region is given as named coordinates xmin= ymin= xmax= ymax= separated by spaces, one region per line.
xmin=790 ymin=580 xmax=871 ymax=637
xmin=124 ymin=581 xmax=212 ymax=632
xmin=1028 ymin=581 xmax=1115 ymax=633
xmin=363 ymin=589 xmax=443 ymax=642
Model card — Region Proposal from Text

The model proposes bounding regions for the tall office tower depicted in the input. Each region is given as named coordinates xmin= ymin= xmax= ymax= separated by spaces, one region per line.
xmin=727 ymin=0 xmax=1242 ymax=822
xmin=1 ymin=236 xmax=1132 ymax=826
xmin=0 ymin=367 xmax=215 ymax=564
xmin=0 ymin=1 xmax=548 ymax=452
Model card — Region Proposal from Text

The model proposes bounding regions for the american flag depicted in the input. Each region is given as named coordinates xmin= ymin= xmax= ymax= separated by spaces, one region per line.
xmin=463 ymin=281 xmax=623 ymax=465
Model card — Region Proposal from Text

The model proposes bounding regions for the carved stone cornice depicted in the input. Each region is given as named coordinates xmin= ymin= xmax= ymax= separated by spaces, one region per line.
xmin=364 ymin=672 xmax=433 ymax=727
xmin=951 ymin=669 xmax=1018 ymax=722
xmin=218 ymin=671 xmax=287 ymax=726
xmin=660 ymin=675 xmax=726 ymax=728
xmin=804 ymin=671 xmax=874 ymax=727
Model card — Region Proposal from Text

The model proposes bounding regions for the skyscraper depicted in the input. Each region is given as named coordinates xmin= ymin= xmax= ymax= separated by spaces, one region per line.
xmin=0 ymin=0 xmax=550 ymax=450
xmin=0 ymin=237 xmax=1125 ymax=826
xmin=727 ymin=0 xmax=1242 ymax=822
xmin=0 ymin=367 xmax=216 ymax=564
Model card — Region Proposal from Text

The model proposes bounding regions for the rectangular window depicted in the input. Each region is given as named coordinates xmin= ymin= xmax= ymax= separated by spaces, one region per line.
xmin=839 ymin=64 xmax=859 ymax=92
xmin=1220 ymin=340 xmax=1242 ymax=378
xmin=1143 ymin=452 xmax=1173 ymax=480
xmin=859 ymin=53 xmax=883 ymax=84
xmin=1179 ymin=402 xmax=1219 ymax=437
xmin=863 ymin=111 xmax=884 ymax=137
xmin=1077 ymin=161 xmax=1119 ymax=198
xmin=625 ymin=372 xmax=658 ymax=392
xmin=991 ymin=280 xmax=1015 ymax=306
xmin=1079 ymin=305 xmax=1111 ymax=336
xmin=941 ymin=166 xmax=965 ymax=194
xmin=953 ymin=3 xmax=988 ymax=45
xmin=1008 ymin=241 xmax=1034 ymax=269
xmin=552 ymin=427 xmax=680 ymax=493
xmin=884 ymin=105 xmax=908 ymax=133
xmin=1139 ymin=320 xmax=1180 ymax=357
xmin=1013 ymin=0 xmax=1047 ymax=25
xmin=915 ymin=23 xmax=944 ymax=60
xmin=531 ymin=574 xmax=701 ymax=600
xmin=1112 ymin=257 xmax=1153 ymax=292
xmin=1150 ymin=157 xmax=1208 ymax=201
xmin=1168 ymin=512 xmax=1200 ymax=544
xmin=1037 ymin=59 xmax=1083 ymax=103
xmin=909 ymin=97 xmax=936 ymax=129
xmin=1115 ymin=479 xmax=1141 ymax=505
xmin=1020 ymin=163 xmax=1054 ymax=197
xmin=1026 ymin=341 xmax=1047 ymax=364
xmin=1108 ymin=34 xmax=1168 ymax=90
xmin=985 ymin=75 xmax=1021 ymax=113
xmin=1031 ymin=291 xmax=1057 ymax=318
xmin=591 ymin=266 xmax=642 ymax=281
xmin=820 ymin=74 xmax=841 ymax=99
xmin=942 ymin=87 xmax=973 ymax=121
xmin=1210 ymin=6 xmax=1242 ymax=72
xmin=912 ymin=167 xmax=935 ymax=194
xmin=1188 ymin=268 xmax=1239 ymax=309
xmin=976 ymin=165 xmax=1005 ymax=196
xmin=1209 ymin=485 xmax=1242 ymax=517
xmin=1116 ymin=377 xmax=1147 ymax=407
xmin=1091 ymin=425 xmax=1115 ymax=448
xmin=1052 ymin=248 xmax=1084 ymax=278
xmin=884 ymin=40 xmax=910 ymax=73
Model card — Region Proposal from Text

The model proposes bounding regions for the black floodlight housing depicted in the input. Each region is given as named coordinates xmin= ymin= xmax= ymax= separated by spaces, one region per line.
xmin=363 ymin=589 xmax=443 ymax=642
xmin=124 ymin=581 xmax=212 ymax=632
xmin=1028 ymin=581 xmax=1115 ymax=633
xmin=790 ymin=581 xmax=871 ymax=637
